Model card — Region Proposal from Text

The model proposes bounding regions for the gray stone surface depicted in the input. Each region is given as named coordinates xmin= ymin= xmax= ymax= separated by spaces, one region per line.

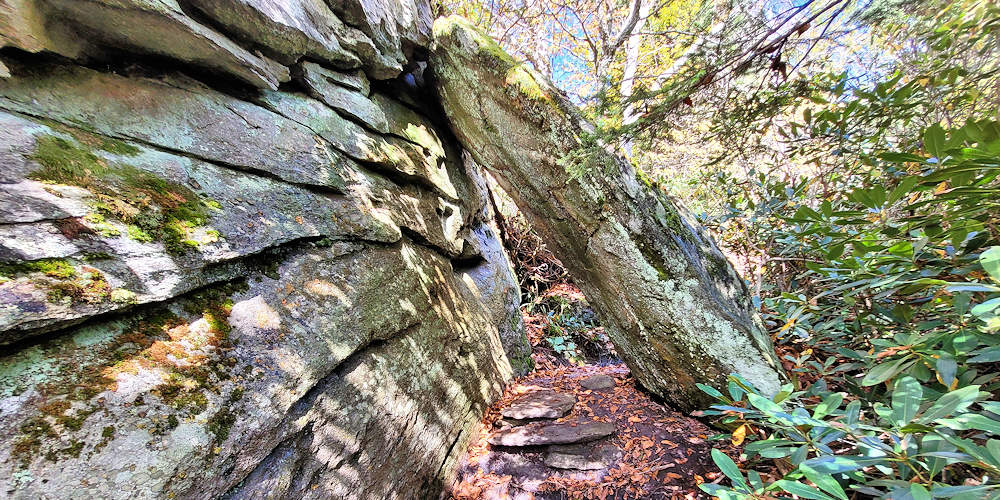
xmin=0 ymin=0 xmax=418 ymax=85
xmin=580 ymin=374 xmax=616 ymax=390
xmin=184 ymin=0 xmax=363 ymax=68
xmin=501 ymin=390 xmax=575 ymax=420
xmin=48 ymin=0 xmax=290 ymax=89
xmin=327 ymin=0 xmax=433 ymax=78
xmin=488 ymin=419 xmax=616 ymax=447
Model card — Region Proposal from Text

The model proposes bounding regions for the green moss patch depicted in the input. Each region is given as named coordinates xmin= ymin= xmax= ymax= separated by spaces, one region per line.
xmin=206 ymin=387 xmax=244 ymax=444
xmin=0 ymin=258 xmax=117 ymax=305
xmin=29 ymin=134 xmax=220 ymax=254
xmin=505 ymin=65 xmax=549 ymax=102
xmin=0 ymin=258 xmax=75 ymax=281
xmin=434 ymin=16 xmax=516 ymax=65
xmin=45 ymin=268 xmax=113 ymax=304
xmin=35 ymin=118 xmax=141 ymax=157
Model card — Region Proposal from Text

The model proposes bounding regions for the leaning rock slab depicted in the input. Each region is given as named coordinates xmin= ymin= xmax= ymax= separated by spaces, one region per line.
xmin=488 ymin=419 xmax=615 ymax=447
xmin=501 ymin=390 xmax=575 ymax=420
xmin=431 ymin=16 xmax=785 ymax=411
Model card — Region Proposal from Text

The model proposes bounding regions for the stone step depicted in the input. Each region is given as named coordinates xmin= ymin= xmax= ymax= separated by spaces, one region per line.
xmin=488 ymin=419 xmax=615 ymax=447
xmin=544 ymin=442 xmax=622 ymax=470
xmin=579 ymin=374 xmax=616 ymax=390
xmin=501 ymin=389 xmax=575 ymax=420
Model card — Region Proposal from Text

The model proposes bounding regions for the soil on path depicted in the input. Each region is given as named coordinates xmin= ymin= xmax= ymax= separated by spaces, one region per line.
xmin=448 ymin=363 xmax=729 ymax=499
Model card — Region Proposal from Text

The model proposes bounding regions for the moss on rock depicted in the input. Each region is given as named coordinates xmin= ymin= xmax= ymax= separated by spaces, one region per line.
xmin=28 ymin=134 xmax=221 ymax=254
xmin=0 ymin=258 xmax=76 ymax=281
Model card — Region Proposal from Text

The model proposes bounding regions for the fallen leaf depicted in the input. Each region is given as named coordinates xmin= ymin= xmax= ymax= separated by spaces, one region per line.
xmin=732 ymin=424 xmax=747 ymax=446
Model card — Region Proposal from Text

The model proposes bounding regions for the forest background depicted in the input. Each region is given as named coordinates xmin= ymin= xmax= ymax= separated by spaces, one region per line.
xmin=437 ymin=0 xmax=1000 ymax=497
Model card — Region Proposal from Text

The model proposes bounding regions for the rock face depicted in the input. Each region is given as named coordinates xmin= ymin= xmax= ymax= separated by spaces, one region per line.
xmin=0 ymin=2 xmax=530 ymax=499
xmin=430 ymin=16 xmax=785 ymax=411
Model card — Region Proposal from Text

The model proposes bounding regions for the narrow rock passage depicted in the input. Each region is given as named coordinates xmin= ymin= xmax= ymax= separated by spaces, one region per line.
xmin=449 ymin=364 xmax=728 ymax=499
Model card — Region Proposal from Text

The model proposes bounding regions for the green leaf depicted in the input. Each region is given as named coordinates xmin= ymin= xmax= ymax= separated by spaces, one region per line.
xmin=802 ymin=455 xmax=881 ymax=474
xmin=745 ymin=439 xmax=796 ymax=451
xmin=918 ymin=385 xmax=982 ymax=423
xmin=888 ymin=176 xmax=921 ymax=203
xmin=936 ymin=414 xmax=1000 ymax=434
xmin=845 ymin=400 xmax=861 ymax=426
xmin=697 ymin=383 xmax=726 ymax=401
xmin=862 ymin=356 xmax=914 ymax=386
xmin=773 ymin=480 xmax=835 ymax=500
xmin=935 ymin=357 xmax=957 ymax=388
xmin=971 ymin=298 xmax=1000 ymax=319
xmin=909 ymin=483 xmax=932 ymax=500
xmin=920 ymin=433 xmax=956 ymax=478
xmin=930 ymin=484 xmax=998 ymax=498
xmin=900 ymin=423 xmax=934 ymax=433
xmin=813 ymin=393 xmax=844 ymax=419
xmin=891 ymin=376 xmax=922 ymax=425
xmin=969 ymin=345 xmax=1000 ymax=363
xmin=981 ymin=246 xmax=1000 ymax=280
xmin=945 ymin=284 xmax=1000 ymax=293
xmin=747 ymin=393 xmax=782 ymax=415
xmin=800 ymin=465 xmax=848 ymax=500
xmin=826 ymin=243 xmax=845 ymax=260
xmin=711 ymin=448 xmax=748 ymax=492
xmin=924 ymin=123 xmax=947 ymax=158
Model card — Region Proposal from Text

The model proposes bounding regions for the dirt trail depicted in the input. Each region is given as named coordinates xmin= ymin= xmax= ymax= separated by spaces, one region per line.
xmin=449 ymin=363 xmax=728 ymax=499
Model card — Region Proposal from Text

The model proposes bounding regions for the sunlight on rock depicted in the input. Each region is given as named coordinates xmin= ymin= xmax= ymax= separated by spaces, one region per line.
xmin=229 ymin=296 xmax=282 ymax=333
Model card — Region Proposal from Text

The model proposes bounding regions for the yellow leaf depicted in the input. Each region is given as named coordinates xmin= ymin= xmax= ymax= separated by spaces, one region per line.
xmin=732 ymin=424 xmax=747 ymax=446
xmin=777 ymin=319 xmax=796 ymax=333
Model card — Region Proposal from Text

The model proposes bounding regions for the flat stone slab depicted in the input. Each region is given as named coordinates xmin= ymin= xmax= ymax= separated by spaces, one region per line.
xmin=544 ymin=443 xmax=622 ymax=470
xmin=501 ymin=390 xmax=575 ymax=420
xmin=579 ymin=374 xmax=616 ymax=390
xmin=488 ymin=419 xmax=615 ymax=447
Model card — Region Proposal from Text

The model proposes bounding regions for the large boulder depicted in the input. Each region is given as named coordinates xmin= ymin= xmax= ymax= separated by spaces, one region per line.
xmin=0 ymin=2 xmax=530 ymax=498
xmin=430 ymin=16 xmax=785 ymax=411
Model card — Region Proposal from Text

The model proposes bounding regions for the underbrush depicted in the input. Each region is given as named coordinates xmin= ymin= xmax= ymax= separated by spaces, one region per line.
xmin=522 ymin=284 xmax=618 ymax=368
xmin=697 ymin=81 xmax=1000 ymax=500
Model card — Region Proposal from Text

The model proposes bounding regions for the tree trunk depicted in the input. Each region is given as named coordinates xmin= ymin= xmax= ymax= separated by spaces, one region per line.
xmin=620 ymin=0 xmax=650 ymax=159
xmin=430 ymin=17 xmax=785 ymax=410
